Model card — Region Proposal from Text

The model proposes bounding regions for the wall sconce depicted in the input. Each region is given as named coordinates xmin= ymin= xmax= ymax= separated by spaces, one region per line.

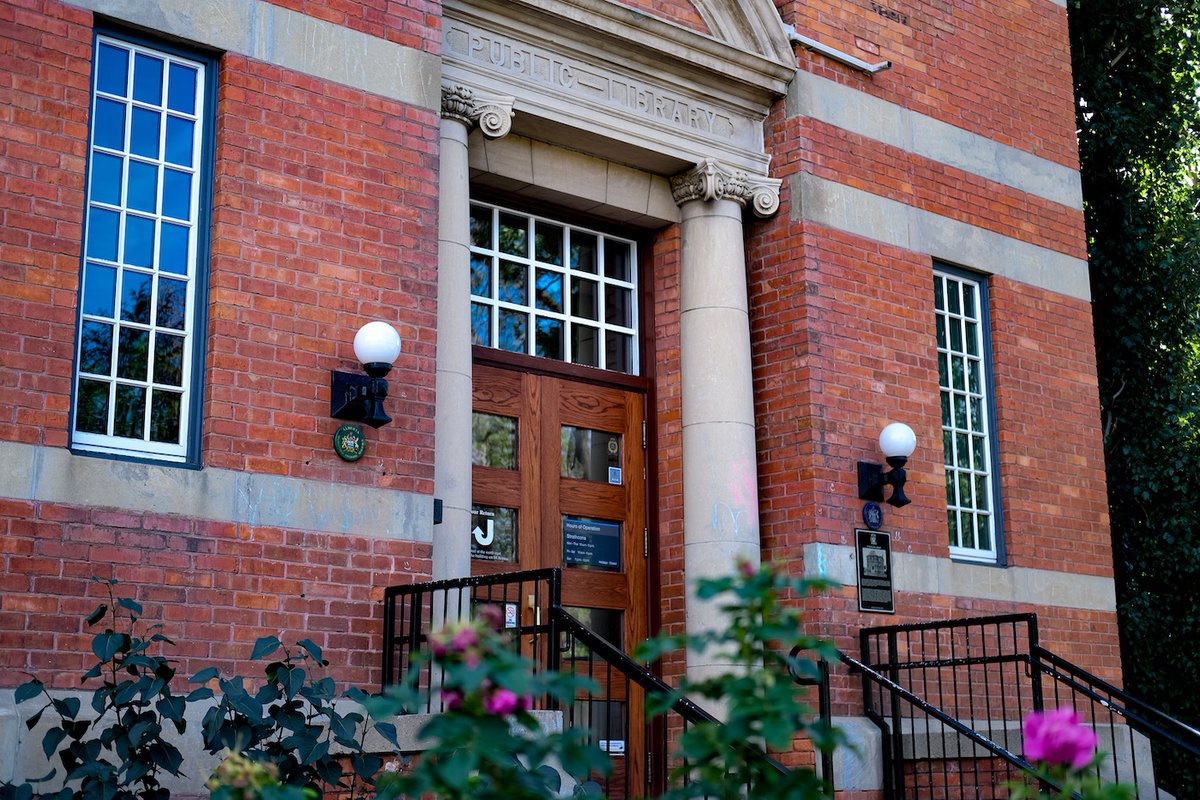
xmin=330 ymin=321 xmax=402 ymax=429
xmin=857 ymin=422 xmax=917 ymax=508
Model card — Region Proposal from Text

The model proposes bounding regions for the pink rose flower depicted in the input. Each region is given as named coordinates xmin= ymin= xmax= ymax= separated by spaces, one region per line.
xmin=441 ymin=687 xmax=464 ymax=710
xmin=518 ymin=694 xmax=533 ymax=712
xmin=484 ymin=688 xmax=520 ymax=716
xmin=450 ymin=625 xmax=478 ymax=652
xmin=738 ymin=558 xmax=756 ymax=578
xmin=477 ymin=604 xmax=504 ymax=629
xmin=1023 ymin=708 xmax=1098 ymax=769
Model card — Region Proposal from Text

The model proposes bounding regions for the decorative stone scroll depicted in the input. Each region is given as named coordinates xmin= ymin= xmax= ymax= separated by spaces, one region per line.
xmin=670 ymin=158 xmax=782 ymax=218
xmin=440 ymin=84 xmax=515 ymax=139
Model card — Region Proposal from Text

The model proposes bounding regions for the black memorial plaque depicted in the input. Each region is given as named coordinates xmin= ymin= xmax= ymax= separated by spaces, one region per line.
xmin=856 ymin=528 xmax=895 ymax=614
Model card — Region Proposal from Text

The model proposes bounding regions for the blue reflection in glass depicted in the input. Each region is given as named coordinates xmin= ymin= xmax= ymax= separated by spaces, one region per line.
xmin=470 ymin=254 xmax=491 ymax=298
xmin=90 ymin=152 xmax=123 ymax=205
xmin=159 ymin=223 xmax=189 ymax=274
xmin=75 ymin=379 xmax=110 ymax=434
xmin=130 ymin=107 xmax=160 ymax=158
xmin=165 ymin=117 xmax=194 ymax=166
xmin=79 ymin=321 xmax=113 ymax=375
xmin=471 ymin=303 xmax=491 ymax=346
xmin=117 ymin=328 xmax=149 ymax=381
xmin=133 ymin=53 xmax=163 ymax=104
xmin=535 ymin=269 xmax=562 ymax=312
xmin=114 ymin=384 xmax=145 ymax=439
xmin=95 ymin=43 xmax=128 ymax=97
xmin=154 ymin=333 xmax=184 ymax=386
xmin=86 ymin=208 xmax=119 ymax=261
xmin=161 ymin=169 xmax=191 ymax=220
xmin=499 ymin=310 xmax=527 ymax=354
xmin=121 ymin=270 xmax=152 ymax=324
xmin=535 ymin=317 xmax=563 ymax=360
xmin=156 ymin=277 xmax=186 ymax=329
xmin=167 ymin=63 xmax=197 ymax=114
xmin=93 ymin=98 xmax=126 ymax=151
xmin=499 ymin=261 xmax=526 ymax=305
xmin=124 ymin=215 xmax=155 ymax=267
xmin=150 ymin=390 xmax=181 ymax=443
xmin=126 ymin=160 xmax=158 ymax=213
xmin=82 ymin=263 xmax=117 ymax=317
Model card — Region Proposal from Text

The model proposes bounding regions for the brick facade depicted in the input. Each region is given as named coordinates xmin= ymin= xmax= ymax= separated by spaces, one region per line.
xmin=1 ymin=0 xmax=1117 ymax=794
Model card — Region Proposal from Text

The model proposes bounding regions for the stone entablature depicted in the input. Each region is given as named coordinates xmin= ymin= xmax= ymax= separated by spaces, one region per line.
xmin=442 ymin=0 xmax=793 ymax=177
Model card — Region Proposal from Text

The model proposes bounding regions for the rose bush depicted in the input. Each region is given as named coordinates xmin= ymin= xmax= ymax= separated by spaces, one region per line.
xmin=1008 ymin=708 xmax=1133 ymax=800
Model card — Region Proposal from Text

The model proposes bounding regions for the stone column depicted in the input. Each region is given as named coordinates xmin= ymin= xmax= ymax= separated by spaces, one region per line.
xmin=669 ymin=159 xmax=781 ymax=682
xmin=432 ymin=85 xmax=514 ymax=581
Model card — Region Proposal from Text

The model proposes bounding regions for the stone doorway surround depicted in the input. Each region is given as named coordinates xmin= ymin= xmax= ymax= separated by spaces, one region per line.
xmin=434 ymin=0 xmax=796 ymax=684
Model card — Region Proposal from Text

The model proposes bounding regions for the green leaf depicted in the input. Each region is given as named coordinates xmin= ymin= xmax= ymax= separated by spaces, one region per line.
xmin=351 ymin=752 xmax=382 ymax=781
xmin=190 ymin=666 xmax=219 ymax=684
xmin=41 ymin=726 xmax=67 ymax=757
xmin=374 ymin=721 xmax=400 ymax=748
xmin=25 ymin=707 xmax=44 ymax=730
xmin=14 ymin=679 xmax=43 ymax=704
xmin=157 ymin=694 xmax=186 ymax=724
xmin=297 ymin=638 xmax=324 ymax=664
xmin=250 ymin=636 xmax=282 ymax=660
xmin=85 ymin=604 xmax=108 ymax=627
xmin=51 ymin=697 xmax=80 ymax=719
xmin=91 ymin=632 xmax=119 ymax=662
xmin=116 ymin=596 xmax=143 ymax=616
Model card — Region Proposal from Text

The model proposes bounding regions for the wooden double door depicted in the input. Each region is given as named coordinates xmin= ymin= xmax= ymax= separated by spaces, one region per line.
xmin=471 ymin=363 xmax=648 ymax=647
xmin=471 ymin=363 xmax=649 ymax=793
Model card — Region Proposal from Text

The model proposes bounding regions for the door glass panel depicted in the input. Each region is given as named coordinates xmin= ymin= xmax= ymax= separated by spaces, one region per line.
xmin=471 ymin=505 xmax=517 ymax=563
xmin=473 ymin=412 xmax=517 ymax=469
xmin=563 ymin=606 xmax=623 ymax=653
xmin=573 ymin=699 xmax=627 ymax=757
xmin=562 ymin=426 xmax=621 ymax=484
xmin=563 ymin=516 xmax=621 ymax=572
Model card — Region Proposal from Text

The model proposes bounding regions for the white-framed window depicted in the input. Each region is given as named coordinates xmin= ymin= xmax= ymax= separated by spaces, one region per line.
xmin=71 ymin=32 xmax=213 ymax=465
xmin=468 ymin=202 xmax=639 ymax=375
xmin=935 ymin=266 xmax=1003 ymax=563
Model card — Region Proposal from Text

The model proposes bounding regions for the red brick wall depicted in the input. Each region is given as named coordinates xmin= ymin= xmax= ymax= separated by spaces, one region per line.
xmin=0 ymin=0 xmax=441 ymax=690
xmin=257 ymin=0 xmax=443 ymax=53
xmin=778 ymin=0 xmax=1079 ymax=168
xmin=0 ymin=0 xmax=92 ymax=449
xmin=750 ymin=0 xmax=1117 ymax=702
xmin=649 ymin=223 xmax=687 ymax=685
xmin=0 ymin=497 xmax=431 ymax=689
xmin=617 ymin=0 xmax=710 ymax=34
xmin=207 ymin=54 xmax=439 ymax=489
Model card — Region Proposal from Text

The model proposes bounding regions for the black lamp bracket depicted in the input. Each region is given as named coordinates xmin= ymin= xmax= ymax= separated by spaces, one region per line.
xmin=857 ymin=455 xmax=911 ymax=508
xmin=331 ymin=362 xmax=393 ymax=429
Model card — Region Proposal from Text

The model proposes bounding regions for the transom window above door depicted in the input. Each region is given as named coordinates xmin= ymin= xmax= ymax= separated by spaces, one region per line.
xmin=469 ymin=203 xmax=639 ymax=375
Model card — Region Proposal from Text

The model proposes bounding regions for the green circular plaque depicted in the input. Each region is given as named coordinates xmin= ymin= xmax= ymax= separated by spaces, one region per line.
xmin=333 ymin=423 xmax=366 ymax=462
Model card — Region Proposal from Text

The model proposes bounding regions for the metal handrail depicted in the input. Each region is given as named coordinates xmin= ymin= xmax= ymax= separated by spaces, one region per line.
xmin=850 ymin=612 xmax=1200 ymax=799
xmin=1032 ymin=644 xmax=1200 ymax=758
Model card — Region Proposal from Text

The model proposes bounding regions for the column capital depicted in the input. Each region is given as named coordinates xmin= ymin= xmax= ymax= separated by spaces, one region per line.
xmin=669 ymin=158 xmax=781 ymax=218
xmin=440 ymin=83 xmax=515 ymax=139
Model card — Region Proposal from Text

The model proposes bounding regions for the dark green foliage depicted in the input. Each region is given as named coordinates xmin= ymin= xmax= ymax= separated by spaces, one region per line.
xmin=365 ymin=613 xmax=609 ymax=800
xmin=633 ymin=562 xmax=841 ymax=800
xmin=1069 ymin=0 xmax=1200 ymax=791
xmin=4 ymin=578 xmax=189 ymax=800
xmin=191 ymin=636 xmax=385 ymax=797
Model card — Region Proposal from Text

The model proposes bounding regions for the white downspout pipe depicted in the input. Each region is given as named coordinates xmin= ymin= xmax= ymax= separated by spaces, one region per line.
xmin=783 ymin=24 xmax=892 ymax=74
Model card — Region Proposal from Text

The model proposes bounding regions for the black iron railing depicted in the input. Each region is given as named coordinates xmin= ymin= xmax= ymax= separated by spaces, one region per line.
xmin=381 ymin=568 xmax=793 ymax=799
xmin=381 ymin=568 xmax=562 ymax=709
xmin=850 ymin=612 xmax=1200 ymax=799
